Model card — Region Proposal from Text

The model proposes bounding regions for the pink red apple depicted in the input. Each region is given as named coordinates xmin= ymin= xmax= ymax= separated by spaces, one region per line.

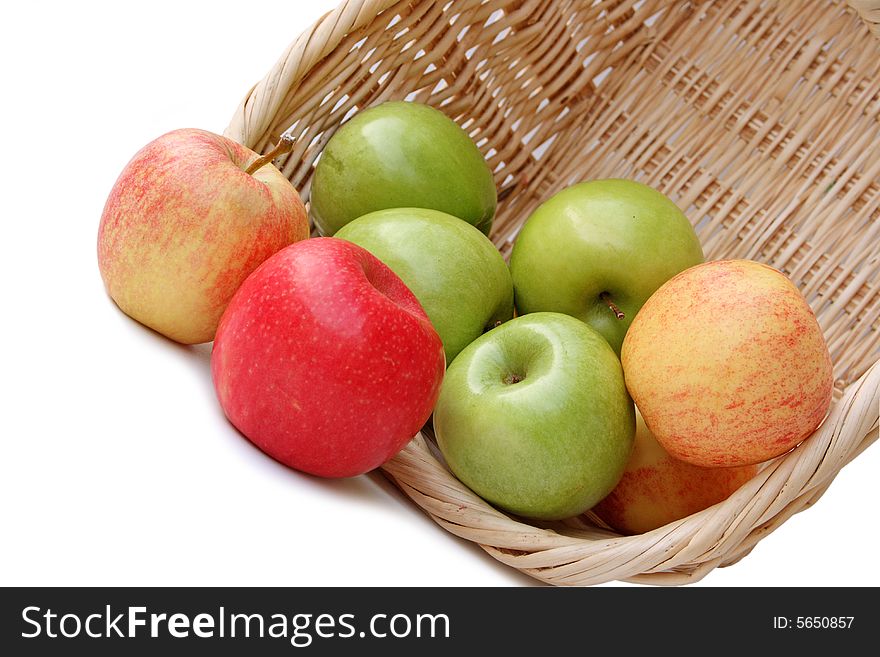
xmin=211 ymin=238 xmax=445 ymax=478
xmin=621 ymin=259 xmax=833 ymax=467
xmin=592 ymin=411 xmax=757 ymax=534
xmin=97 ymin=128 xmax=309 ymax=344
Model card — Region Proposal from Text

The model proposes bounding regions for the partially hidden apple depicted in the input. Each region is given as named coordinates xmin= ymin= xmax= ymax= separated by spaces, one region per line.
xmin=434 ymin=312 xmax=635 ymax=520
xmin=509 ymin=179 xmax=704 ymax=355
xmin=211 ymin=237 xmax=445 ymax=478
xmin=591 ymin=410 xmax=758 ymax=534
xmin=309 ymin=101 xmax=497 ymax=236
xmin=336 ymin=208 xmax=513 ymax=364
xmin=97 ymin=128 xmax=309 ymax=344
xmin=621 ymin=259 xmax=834 ymax=468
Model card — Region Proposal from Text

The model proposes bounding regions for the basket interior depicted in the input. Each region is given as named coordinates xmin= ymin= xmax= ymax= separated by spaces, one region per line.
xmin=242 ymin=0 xmax=879 ymax=393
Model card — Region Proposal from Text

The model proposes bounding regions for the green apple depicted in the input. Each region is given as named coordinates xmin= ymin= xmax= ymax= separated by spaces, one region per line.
xmin=336 ymin=208 xmax=513 ymax=364
xmin=509 ymin=179 xmax=703 ymax=355
xmin=310 ymin=101 xmax=497 ymax=236
xmin=434 ymin=312 xmax=635 ymax=520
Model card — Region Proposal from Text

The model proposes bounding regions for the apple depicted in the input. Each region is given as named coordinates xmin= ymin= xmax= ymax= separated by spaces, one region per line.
xmin=335 ymin=208 xmax=514 ymax=363
xmin=591 ymin=409 xmax=758 ymax=534
xmin=309 ymin=101 xmax=497 ymax=236
xmin=509 ymin=179 xmax=704 ymax=355
xmin=97 ymin=128 xmax=309 ymax=344
xmin=433 ymin=312 xmax=635 ymax=520
xmin=621 ymin=259 xmax=834 ymax=468
xmin=211 ymin=237 xmax=445 ymax=478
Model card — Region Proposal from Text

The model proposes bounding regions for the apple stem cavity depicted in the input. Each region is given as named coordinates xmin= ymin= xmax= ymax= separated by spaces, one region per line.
xmin=600 ymin=292 xmax=625 ymax=320
xmin=244 ymin=133 xmax=296 ymax=176
xmin=503 ymin=372 xmax=524 ymax=385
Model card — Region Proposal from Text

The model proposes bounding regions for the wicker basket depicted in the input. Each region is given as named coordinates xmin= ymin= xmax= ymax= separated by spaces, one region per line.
xmin=225 ymin=0 xmax=880 ymax=585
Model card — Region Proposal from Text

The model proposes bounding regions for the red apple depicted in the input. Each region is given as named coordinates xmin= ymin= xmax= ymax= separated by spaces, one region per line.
xmin=211 ymin=238 xmax=445 ymax=478
xmin=97 ymin=128 xmax=309 ymax=344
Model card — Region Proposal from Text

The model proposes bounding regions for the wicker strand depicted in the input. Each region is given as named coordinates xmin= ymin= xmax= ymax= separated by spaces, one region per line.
xmin=850 ymin=0 xmax=880 ymax=35
xmin=226 ymin=0 xmax=402 ymax=149
xmin=226 ymin=0 xmax=880 ymax=585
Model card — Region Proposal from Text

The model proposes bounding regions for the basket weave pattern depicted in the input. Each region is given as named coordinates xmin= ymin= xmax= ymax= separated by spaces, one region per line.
xmin=226 ymin=0 xmax=880 ymax=585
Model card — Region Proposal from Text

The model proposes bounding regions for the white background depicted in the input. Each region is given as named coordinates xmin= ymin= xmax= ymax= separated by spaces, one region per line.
xmin=1 ymin=0 xmax=876 ymax=587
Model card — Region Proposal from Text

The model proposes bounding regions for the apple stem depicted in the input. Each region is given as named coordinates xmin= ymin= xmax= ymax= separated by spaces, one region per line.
xmin=600 ymin=292 xmax=625 ymax=320
xmin=244 ymin=133 xmax=296 ymax=175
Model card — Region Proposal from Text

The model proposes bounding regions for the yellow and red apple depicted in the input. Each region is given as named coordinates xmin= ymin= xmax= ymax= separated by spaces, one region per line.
xmin=592 ymin=411 xmax=757 ymax=534
xmin=97 ymin=128 xmax=309 ymax=344
xmin=622 ymin=259 xmax=833 ymax=468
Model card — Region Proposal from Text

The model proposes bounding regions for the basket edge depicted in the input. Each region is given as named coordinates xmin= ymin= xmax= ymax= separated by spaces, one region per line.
xmin=224 ymin=0 xmax=401 ymax=149
xmin=380 ymin=359 xmax=880 ymax=586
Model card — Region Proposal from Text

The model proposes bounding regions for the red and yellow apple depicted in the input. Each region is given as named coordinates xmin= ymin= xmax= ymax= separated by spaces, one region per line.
xmin=621 ymin=259 xmax=833 ymax=467
xmin=211 ymin=238 xmax=445 ymax=478
xmin=97 ymin=128 xmax=309 ymax=344
xmin=592 ymin=410 xmax=757 ymax=534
